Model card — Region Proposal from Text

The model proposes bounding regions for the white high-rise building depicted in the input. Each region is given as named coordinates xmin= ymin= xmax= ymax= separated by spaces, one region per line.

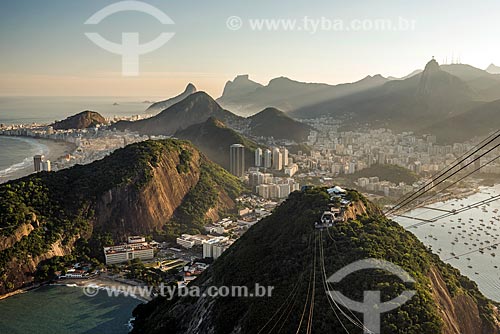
xmin=263 ymin=149 xmax=272 ymax=168
xmin=41 ymin=160 xmax=51 ymax=172
xmin=278 ymin=184 xmax=291 ymax=199
xmin=230 ymin=144 xmax=245 ymax=177
xmin=272 ymin=147 xmax=283 ymax=171
xmin=255 ymin=148 xmax=262 ymax=167
xmin=256 ymin=184 xmax=270 ymax=198
xmin=280 ymin=147 xmax=289 ymax=167
xmin=268 ymin=184 xmax=280 ymax=199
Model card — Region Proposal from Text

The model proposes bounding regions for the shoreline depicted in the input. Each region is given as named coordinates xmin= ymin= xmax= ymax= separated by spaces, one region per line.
xmin=0 ymin=282 xmax=42 ymax=301
xmin=397 ymin=187 xmax=481 ymax=216
xmin=53 ymin=276 xmax=152 ymax=303
xmin=0 ymin=275 xmax=151 ymax=303
xmin=0 ymin=136 xmax=76 ymax=184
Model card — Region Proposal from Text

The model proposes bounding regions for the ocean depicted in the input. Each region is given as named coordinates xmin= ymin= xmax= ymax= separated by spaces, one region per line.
xmin=0 ymin=285 xmax=141 ymax=334
xmin=0 ymin=136 xmax=49 ymax=179
xmin=0 ymin=97 xmax=155 ymax=332
xmin=0 ymin=96 xmax=162 ymax=181
xmin=0 ymin=96 xmax=163 ymax=125
xmin=396 ymin=184 xmax=500 ymax=302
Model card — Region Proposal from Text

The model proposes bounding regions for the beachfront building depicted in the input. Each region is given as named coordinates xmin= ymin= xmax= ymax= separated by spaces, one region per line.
xmin=103 ymin=236 xmax=154 ymax=264
xmin=33 ymin=155 xmax=43 ymax=172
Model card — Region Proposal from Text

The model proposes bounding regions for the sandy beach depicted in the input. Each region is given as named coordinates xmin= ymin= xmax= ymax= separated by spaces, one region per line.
xmin=53 ymin=275 xmax=152 ymax=302
xmin=0 ymin=136 xmax=76 ymax=184
xmin=1 ymin=275 xmax=151 ymax=302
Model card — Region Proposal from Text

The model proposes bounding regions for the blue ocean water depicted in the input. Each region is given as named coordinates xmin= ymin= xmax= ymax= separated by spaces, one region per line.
xmin=0 ymin=96 xmax=162 ymax=180
xmin=0 ymin=136 xmax=48 ymax=178
xmin=396 ymin=185 xmax=500 ymax=302
xmin=0 ymin=285 xmax=141 ymax=334
xmin=0 ymin=96 xmax=162 ymax=125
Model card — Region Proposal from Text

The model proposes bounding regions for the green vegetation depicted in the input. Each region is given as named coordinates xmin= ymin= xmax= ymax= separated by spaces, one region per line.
xmin=176 ymin=149 xmax=193 ymax=174
xmin=0 ymin=139 xmax=243 ymax=290
xmin=248 ymin=107 xmax=312 ymax=143
xmin=349 ymin=164 xmax=420 ymax=185
xmin=175 ymin=117 xmax=264 ymax=171
xmin=286 ymin=143 xmax=312 ymax=155
xmin=165 ymin=160 xmax=245 ymax=238
xmin=132 ymin=188 xmax=498 ymax=334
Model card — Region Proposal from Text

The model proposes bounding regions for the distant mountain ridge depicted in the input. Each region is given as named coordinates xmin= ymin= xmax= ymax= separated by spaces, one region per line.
xmin=441 ymin=64 xmax=500 ymax=101
xmin=290 ymin=59 xmax=480 ymax=132
xmin=112 ymin=92 xmax=243 ymax=135
xmin=52 ymin=110 xmax=105 ymax=130
xmin=217 ymin=74 xmax=389 ymax=116
xmin=486 ymin=64 xmax=500 ymax=74
xmin=423 ymin=98 xmax=500 ymax=143
xmin=145 ymin=83 xmax=197 ymax=114
xmin=113 ymin=92 xmax=312 ymax=144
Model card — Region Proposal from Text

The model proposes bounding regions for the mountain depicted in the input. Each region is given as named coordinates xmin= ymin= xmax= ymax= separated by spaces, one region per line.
xmin=175 ymin=117 xmax=263 ymax=171
xmin=217 ymin=74 xmax=389 ymax=116
xmin=112 ymin=92 xmax=243 ymax=135
xmin=0 ymin=139 xmax=244 ymax=296
xmin=291 ymin=59 xmax=478 ymax=131
xmin=51 ymin=111 xmax=105 ymax=130
xmin=388 ymin=69 xmax=422 ymax=80
xmin=441 ymin=64 xmax=500 ymax=101
xmin=348 ymin=164 xmax=420 ymax=185
xmin=131 ymin=188 xmax=500 ymax=334
xmin=486 ymin=64 xmax=500 ymax=74
xmin=247 ymin=107 xmax=312 ymax=143
xmin=423 ymin=98 xmax=500 ymax=143
xmin=219 ymin=75 xmax=264 ymax=104
xmin=146 ymin=83 xmax=197 ymax=114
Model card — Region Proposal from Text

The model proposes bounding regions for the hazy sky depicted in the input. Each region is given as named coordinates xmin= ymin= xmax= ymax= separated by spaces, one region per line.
xmin=1 ymin=0 xmax=500 ymax=97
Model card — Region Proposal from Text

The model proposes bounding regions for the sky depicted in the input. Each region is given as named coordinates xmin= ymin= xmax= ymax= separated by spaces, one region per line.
xmin=1 ymin=0 xmax=500 ymax=98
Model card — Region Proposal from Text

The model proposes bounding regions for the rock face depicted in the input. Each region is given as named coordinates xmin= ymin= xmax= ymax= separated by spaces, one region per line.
xmin=146 ymin=83 xmax=197 ymax=114
xmin=0 ymin=139 xmax=243 ymax=295
xmin=219 ymin=75 xmax=263 ymax=101
xmin=131 ymin=189 xmax=499 ymax=334
xmin=52 ymin=110 xmax=106 ymax=130
xmin=112 ymin=92 xmax=243 ymax=135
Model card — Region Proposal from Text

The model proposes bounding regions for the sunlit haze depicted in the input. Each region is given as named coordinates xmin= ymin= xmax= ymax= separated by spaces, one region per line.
xmin=1 ymin=0 xmax=500 ymax=97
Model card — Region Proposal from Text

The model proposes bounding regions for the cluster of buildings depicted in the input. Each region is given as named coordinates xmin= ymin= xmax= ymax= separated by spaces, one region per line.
xmin=176 ymin=234 xmax=233 ymax=260
xmin=357 ymin=176 xmax=415 ymax=197
xmin=302 ymin=119 xmax=498 ymax=177
xmin=229 ymin=144 xmax=301 ymax=199
xmin=248 ymin=172 xmax=301 ymax=199
xmin=1 ymin=123 xmax=150 ymax=173
xmin=33 ymin=154 xmax=51 ymax=172
xmin=254 ymin=147 xmax=291 ymax=171
xmin=229 ymin=144 xmax=300 ymax=178
xmin=103 ymin=236 xmax=156 ymax=265
xmin=291 ymin=119 xmax=500 ymax=197
xmin=57 ymin=263 xmax=98 ymax=279
xmin=315 ymin=186 xmax=350 ymax=228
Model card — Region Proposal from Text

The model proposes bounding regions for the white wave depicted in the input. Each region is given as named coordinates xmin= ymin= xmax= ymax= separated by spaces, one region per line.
xmin=0 ymin=156 xmax=32 ymax=177
xmin=0 ymin=137 xmax=49 ymax=178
